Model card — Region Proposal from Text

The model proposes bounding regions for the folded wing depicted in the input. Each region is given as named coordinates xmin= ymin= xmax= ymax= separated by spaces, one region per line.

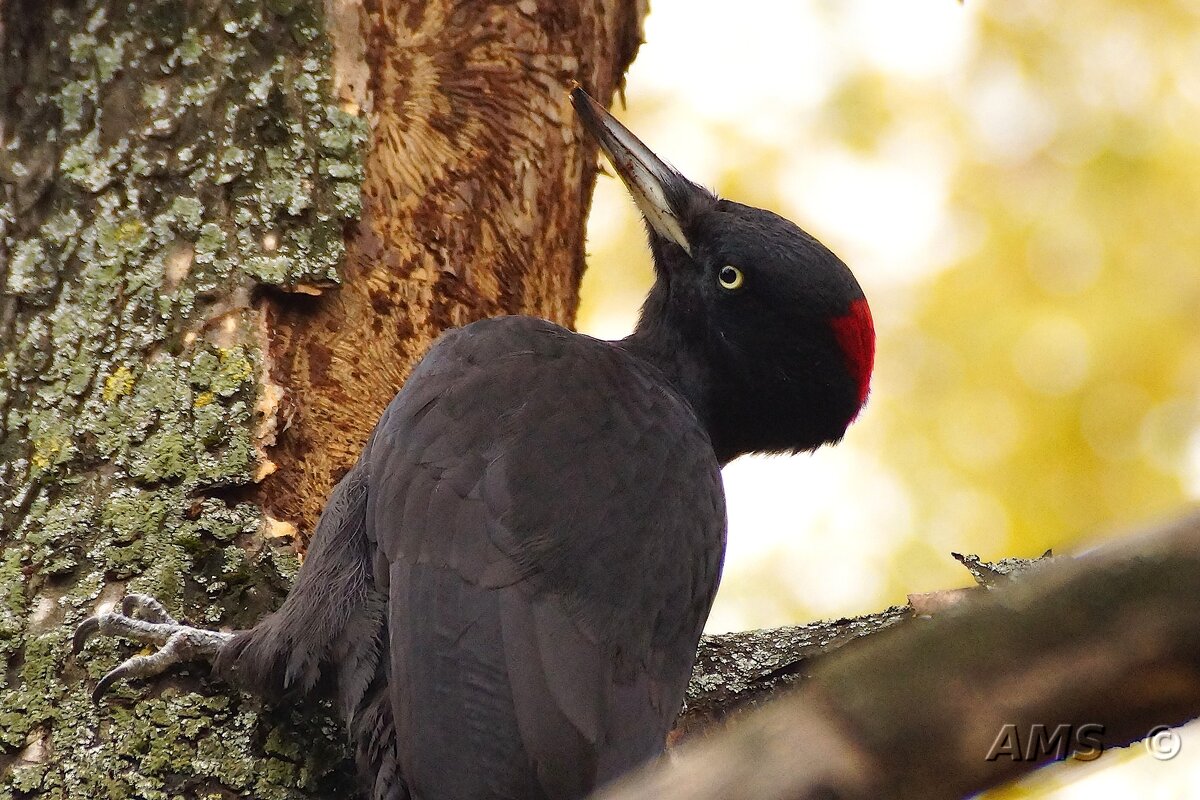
xmin=367 ymin=316 xmax=725 ymax=800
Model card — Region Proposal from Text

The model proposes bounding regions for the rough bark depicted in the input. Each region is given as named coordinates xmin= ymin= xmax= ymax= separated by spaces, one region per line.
xmin=600 ymin=512 xmax=1200 ymax=800
xmin=677 ymin=553 xmax=1053 ymax=738
xmin=677 ymin=608 xmax=911 ymax=742
xmin=0 ymin=0 xmax=643 ymax=796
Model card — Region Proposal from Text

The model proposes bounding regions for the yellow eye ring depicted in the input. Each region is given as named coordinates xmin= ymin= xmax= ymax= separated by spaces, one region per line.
xmin=718 ymin=265 xmax=745 ymax=290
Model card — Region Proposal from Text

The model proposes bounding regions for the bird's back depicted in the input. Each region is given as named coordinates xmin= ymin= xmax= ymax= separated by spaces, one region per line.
xmin=371 ymin=316 xmax=725 ymax=799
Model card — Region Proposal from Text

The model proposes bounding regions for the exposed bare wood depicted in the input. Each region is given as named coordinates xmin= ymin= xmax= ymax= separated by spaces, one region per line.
xmin=259 ymin=0 xmax=647 ymax=538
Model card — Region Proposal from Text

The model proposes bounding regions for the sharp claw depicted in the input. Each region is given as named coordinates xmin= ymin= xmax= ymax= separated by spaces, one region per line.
xmin=93 ymin=667 xmax=123 ymax=703
xmin=73 ymin=616 xmax=101 ymax=654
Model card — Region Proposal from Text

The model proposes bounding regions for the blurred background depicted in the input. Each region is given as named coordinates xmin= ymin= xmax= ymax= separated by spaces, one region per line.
xmin=575 ymin=0 xmax=1200 ymax=796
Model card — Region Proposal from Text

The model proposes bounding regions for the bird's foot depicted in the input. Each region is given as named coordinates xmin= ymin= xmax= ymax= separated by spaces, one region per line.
xmin=73 ymin=594 xmax=233 ymax=702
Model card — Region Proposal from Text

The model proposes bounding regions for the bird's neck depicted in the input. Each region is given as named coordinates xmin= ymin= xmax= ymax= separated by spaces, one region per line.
xmin=619 ymin=319 xmax=722 ymax=458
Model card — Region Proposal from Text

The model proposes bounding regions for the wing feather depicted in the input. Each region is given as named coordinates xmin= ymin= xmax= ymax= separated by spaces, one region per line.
xmin=372 ymin=317 xmax=724 ymax=800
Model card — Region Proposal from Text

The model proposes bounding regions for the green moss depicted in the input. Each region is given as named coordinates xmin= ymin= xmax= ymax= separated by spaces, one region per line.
xmin=5 ymin=240 xmax=53 ymax=297
xmin=60 ymin=130 xmax=128 ymax=193
xmin=0 ymin=551 xmax=28 ymax=661
xmin=0 ymin=0 xmax=367 ymax=794
xmin=130 ymin=429 xmax=190 ymax=483
xmin=266 ymin=542 xmax=301 ymax=584
xmin=166 ymin=196 xmax=204 ymax=233
xmin=8 ymin=764 xmax=47 ymax=793
xmin=102 ymin=489 xmax=170 ymax=545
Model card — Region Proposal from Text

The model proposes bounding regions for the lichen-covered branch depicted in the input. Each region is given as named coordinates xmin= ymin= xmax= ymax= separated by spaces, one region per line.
xmin=677 ymin=552 xmax=1052 ymax=739
xmin=678 ymin=609 xmax=910 ymax=741
xmin=613 ymin=512 xmax=1200 ymax=800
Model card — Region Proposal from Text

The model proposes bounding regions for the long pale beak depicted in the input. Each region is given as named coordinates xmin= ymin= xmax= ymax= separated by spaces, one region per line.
xmin=571 ymin=87 xmax=695 ymax=256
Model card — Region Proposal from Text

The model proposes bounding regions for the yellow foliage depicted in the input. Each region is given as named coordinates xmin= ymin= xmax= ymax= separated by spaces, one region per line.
xmin=582 ymin=0 xmax=1200 ymax=592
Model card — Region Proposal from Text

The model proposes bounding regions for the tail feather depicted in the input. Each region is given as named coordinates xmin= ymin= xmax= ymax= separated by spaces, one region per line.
xmin=214 ymin=465 xmax=374 ymax=699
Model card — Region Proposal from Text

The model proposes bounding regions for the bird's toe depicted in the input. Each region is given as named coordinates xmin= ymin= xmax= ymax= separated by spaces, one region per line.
xmin=121 ymin=593 xmax=177 ymax=624
xmin=73 ymin=598 xmax=233 ymax=702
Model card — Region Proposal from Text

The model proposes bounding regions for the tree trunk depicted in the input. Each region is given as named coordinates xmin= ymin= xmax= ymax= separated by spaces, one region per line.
xmin=0 ymin=0 xmax=644 ymax=796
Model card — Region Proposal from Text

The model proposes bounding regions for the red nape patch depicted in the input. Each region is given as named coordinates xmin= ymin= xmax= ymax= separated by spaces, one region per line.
xmin=830 ymin=298 xmax=875 ymax=413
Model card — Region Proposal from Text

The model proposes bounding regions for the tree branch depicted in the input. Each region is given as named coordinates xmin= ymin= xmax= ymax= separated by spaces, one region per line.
xmin=678 ymin=608 xmax=910 ymax=741
xmin=624 ymin=511 xmax=1200 ymax=800
xmin=678 ymin=549 xmax=1053 ymax=738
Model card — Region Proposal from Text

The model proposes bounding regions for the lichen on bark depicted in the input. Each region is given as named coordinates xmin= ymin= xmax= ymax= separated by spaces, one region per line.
xmin=0 ymin=0 xmax=366 ymax=795
xmin=1 ymin=0 xmax=646 ymax=794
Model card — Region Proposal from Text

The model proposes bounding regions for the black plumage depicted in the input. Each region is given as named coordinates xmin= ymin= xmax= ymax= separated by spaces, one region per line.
xmin=76 ymin=88 xmax=874 ymax=800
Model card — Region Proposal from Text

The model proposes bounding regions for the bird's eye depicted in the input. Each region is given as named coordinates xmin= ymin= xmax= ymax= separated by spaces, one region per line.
xmin=718 ymin=265 xmax=745 ymax=291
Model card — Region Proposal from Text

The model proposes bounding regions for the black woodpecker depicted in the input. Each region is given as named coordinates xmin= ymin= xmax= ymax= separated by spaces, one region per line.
xmin=74 ymin=87 xmax=875 ymax=800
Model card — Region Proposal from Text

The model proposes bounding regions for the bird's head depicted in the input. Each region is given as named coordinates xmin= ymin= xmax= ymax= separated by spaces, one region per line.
xmin=573 ymin=88 xmax=874 ymax=462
